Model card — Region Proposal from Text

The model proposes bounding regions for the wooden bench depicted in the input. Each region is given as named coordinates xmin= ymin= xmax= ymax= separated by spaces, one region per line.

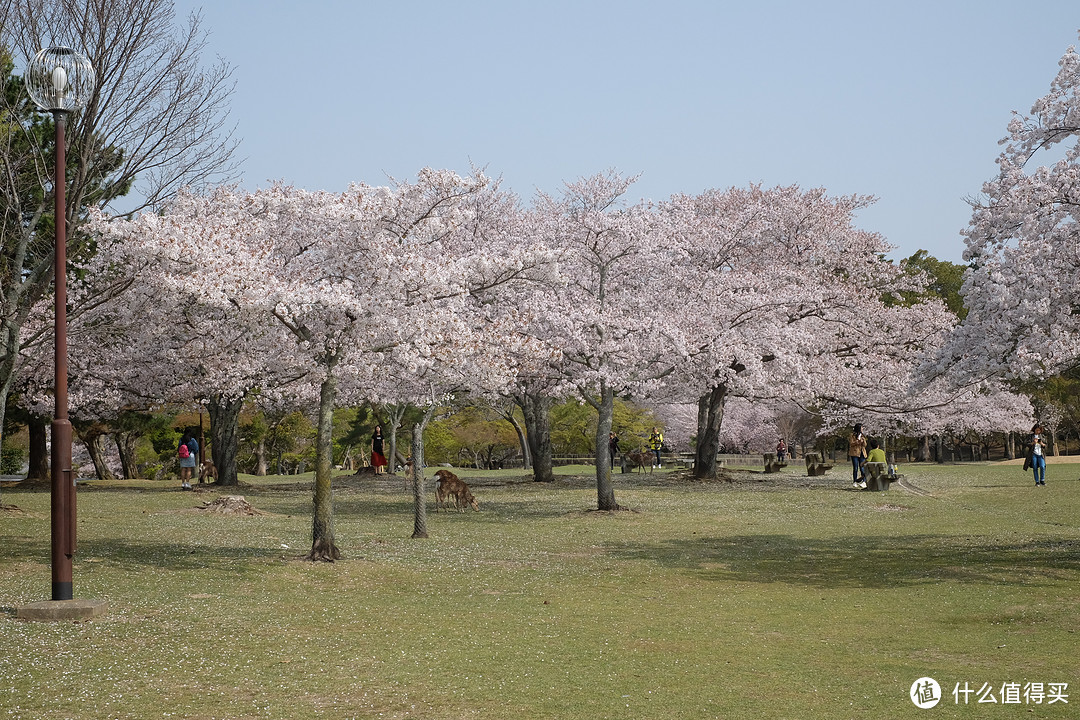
xmin=862 ymin=461 xmax=893 ymax=491
xmin=804 ymin=452 xmax=834 ymax=477
xmin=762 ymin=452 xmax=787 ymax=473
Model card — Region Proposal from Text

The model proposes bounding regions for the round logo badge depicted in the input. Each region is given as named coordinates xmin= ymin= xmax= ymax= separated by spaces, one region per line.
xmin=910 ymin=677 xmax=942 ymax=708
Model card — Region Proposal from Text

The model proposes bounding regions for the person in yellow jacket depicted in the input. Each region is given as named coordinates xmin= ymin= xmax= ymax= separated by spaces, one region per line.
xmin=866 ymin=439 xmax=886 ymax=465
xmin=649 ymin=427 xmax=664 ymax=468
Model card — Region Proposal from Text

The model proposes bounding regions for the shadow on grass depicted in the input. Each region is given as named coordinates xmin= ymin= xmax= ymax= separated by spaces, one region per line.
xmin=608 ymin=534 xmax=1080 ymax=589
xmin=0 ymin=535 xmax=282 ymax=573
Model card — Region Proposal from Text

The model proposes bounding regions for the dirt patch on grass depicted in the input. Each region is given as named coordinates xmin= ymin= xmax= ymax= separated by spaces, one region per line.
xmin=194 ymin=495 xmax=268 ymax=516
xmin=0 ymin=503 xmax=26 ymax=514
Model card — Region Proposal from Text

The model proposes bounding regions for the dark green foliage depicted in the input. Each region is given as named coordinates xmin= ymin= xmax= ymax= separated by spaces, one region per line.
xmin=551 ymin=398 xmax=660 ymax=455
xmin=239 ymin=410 xmax=315 ymax=474
xmin=889 ymin=250 xmax=969 ymax=320
xmin=0 ymin=442 xmax=23 ymax=474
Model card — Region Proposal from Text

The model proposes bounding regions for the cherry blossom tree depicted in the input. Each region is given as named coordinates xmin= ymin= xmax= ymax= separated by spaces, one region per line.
xmin=954 ymin=35 xmax=1080 ymax=383
xmin=86 ymin=181 xmax=418 ymax=559
xmin=656 ymin=184 xmax=927 ymax=478
xmin=0 ymin=0 xmax=238 ymax=454
xmin=86 ymin=169 xmax=554 ymax=552
xmin=526 ymin=172 xmax=679 ymax=510
xmin=55 ymin=188 xmax=310 ymax=486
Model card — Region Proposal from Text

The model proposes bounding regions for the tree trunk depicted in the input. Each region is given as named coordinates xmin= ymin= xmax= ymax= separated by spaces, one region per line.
xmin=27 ymin=415 xmax=49 ymax=481
xmin=383 ymin=403 xmax=408 ymax=474
xmin=307 ymin=370 xmax=341 ymax=561
xmin=208 ymin=393 xmax=244 ymax=486
xmin=411 ymin=406 xmax=437 ymax=539
xmin=520 ymin=391 xmax=554 ymax=482
xmin=694 ymin=385 xmax=727 ymax=479
xmin=935 ymin=435 xmax=944 ymax=463
xmin=114 ymin=432 xmax=139 ymax=479
xmin=593 ymin=382 xmax=620 ymax=511
xmin=82 ymin=431 xmax=117 ymax=481
xmin=0 ymin=336 xmax=18 ymax=483
xmin=916 ymin=435 xmax=929 ymax=462
xmin=1005 ymin=432 xmax=1015 ymax=460
xmin=255 ymin=438 xmax=268 ymax=476
xmin=503 ymin=406 xmax=531 ymax=469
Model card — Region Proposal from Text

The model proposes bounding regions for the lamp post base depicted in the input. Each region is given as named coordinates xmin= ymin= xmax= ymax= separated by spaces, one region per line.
xmin=15 ymin=598 xmax=107 ymax=622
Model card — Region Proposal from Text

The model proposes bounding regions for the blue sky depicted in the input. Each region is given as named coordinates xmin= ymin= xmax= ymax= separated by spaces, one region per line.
xmin=169 ymin=0 xmax=1079 ymax=263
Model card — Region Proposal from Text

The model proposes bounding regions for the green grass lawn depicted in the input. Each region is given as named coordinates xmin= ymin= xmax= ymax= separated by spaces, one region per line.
xmin=1 ymin=462 xmax=1077 ymax=719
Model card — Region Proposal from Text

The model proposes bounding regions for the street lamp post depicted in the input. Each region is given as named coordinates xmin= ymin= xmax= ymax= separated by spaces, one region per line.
xmin=25 ymin=46 xmax=95 ymax=602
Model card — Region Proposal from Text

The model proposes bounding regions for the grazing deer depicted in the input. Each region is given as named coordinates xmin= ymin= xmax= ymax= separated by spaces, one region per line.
xmin=198 ymin=460 xmax=217 ymax=484
xmin=434 ymin=469 xmax=480 ymax=512
xmin=625 ymin=450 xmax=652 ymax=473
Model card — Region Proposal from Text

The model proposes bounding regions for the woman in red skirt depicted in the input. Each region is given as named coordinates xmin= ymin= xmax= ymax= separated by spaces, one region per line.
xmin=371 ymin=425 xmax=388 ymax=474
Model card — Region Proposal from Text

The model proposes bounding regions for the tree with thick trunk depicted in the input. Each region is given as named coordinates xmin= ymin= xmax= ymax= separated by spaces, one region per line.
xmin=26 ymin=415 xmax=48 ymax=481
xmin=114 ymin=432 xmax=138 ymax=480
xmin=693 ymin=385 xmax=728 ymax=480
xmin=517 ymin=390 xmax=554 ymax=482
xmin=208 ymin=393 xmax=243 ymax=486
xmin=74 ymin=423 xmax=116 ymax=481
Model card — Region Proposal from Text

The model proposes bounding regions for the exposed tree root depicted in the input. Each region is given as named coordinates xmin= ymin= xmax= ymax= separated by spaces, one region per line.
xmin=305 ymin=538 xmax=341 ymax=562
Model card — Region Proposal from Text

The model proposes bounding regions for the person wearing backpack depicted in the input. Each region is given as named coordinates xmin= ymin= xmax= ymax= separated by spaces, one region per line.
xmin=178 ymin=434 xmax=197 ymax=490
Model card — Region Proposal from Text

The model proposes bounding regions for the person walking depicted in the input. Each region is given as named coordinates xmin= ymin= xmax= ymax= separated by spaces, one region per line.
xmin=848 ymin=423 xmax=867 ymax=489
xmin=1030 ymin=423 xmax=1047 ymax=486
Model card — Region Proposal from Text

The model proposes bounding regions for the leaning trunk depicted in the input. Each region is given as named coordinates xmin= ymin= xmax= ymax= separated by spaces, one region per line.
xmin=83 ymin=432 xmax=117 ymax=481
xmin=694 ymin=385 xmax=727 ymax=479
xmin=27 ymin=415 xmax=49 ymax=481
xmin=308 ymin=370 xmax=341 ymax=561
xmin=208 ymin=393 xmax=244 ymax=486
xmin=114 ymin=432 xmax=139 ymax=479
xmin=504 ymin=409 xmax=531 ymax=469
xmin=594 ymin=382 xmax=620 ymax=511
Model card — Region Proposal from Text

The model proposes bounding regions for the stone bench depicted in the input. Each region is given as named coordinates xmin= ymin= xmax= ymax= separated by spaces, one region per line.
xmin=763 ymin=452 xmax=787 ymax=473
xmin=862 ymin=461 xmax=892 ymax=491
xmin=804 ymin=452 xmax=834 ymax=477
